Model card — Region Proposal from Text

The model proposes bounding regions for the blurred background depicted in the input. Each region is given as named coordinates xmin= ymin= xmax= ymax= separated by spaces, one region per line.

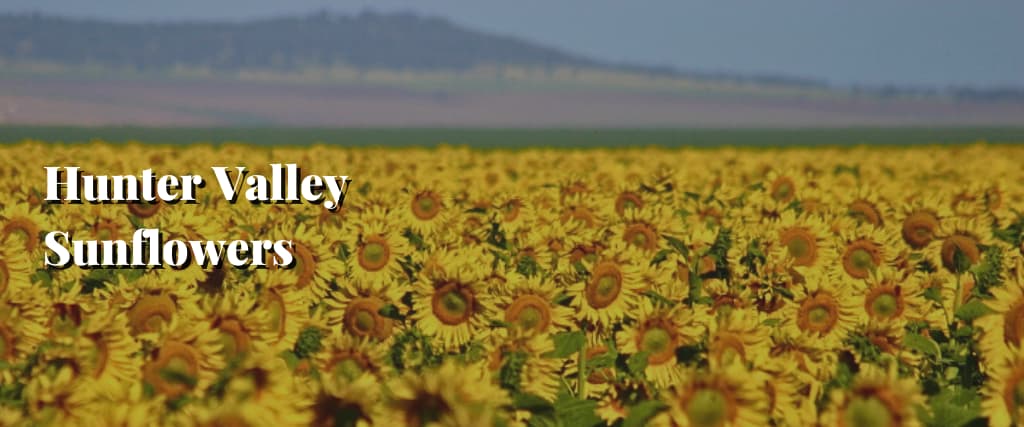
xmin=0 ymin=1 xmax=1022 ymax=143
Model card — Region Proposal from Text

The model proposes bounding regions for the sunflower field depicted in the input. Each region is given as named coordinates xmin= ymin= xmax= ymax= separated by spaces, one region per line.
xmin=1 ymin=141 xmax=1024 ymax=426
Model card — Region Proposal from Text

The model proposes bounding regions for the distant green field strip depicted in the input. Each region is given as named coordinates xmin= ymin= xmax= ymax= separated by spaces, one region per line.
xmin=0 ymin=126 xmax=1022 ymax=148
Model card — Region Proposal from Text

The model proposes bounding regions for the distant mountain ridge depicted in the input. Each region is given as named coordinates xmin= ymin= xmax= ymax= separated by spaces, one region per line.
xmin=0 ymin=11 xmax=827 ymax=88
xmin=0 ymin=12 xmax=599 ymax=70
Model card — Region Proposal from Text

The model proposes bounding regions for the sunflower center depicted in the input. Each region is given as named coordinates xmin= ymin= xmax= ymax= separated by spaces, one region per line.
xmin=940 ymin=234 xmax=981 ymax=273
xmin=640 ymin=326 xmax=676 ymax=364
xmin=798 ymin=293 xmax=839 ymax=334
xmin=1002 ymin=302 xmax=1024 ymax=346
xmin=686 ymin=389 xmax=729 ymax=427
xmin=333 ymin=358 xmax=365 ymax=382
xmin=358 ymin=239 xmax=390 ymax=271
xmin=2 ymin=218 xmax=40 ymax=252
xmin=0 ymin=261 xmax=8 ymax=294
xmin=843 ymin=397 xmax=893 ymax=427
xmin=263 ymin=292 xmax=286 ymax=339
xmin=586 ymin=263 xmax=624 ymax=309
xmin=505 ymin=295 xmax=551 ymax=333
xmin=412 ymin=193 xmax=442 ymax=220
xmin=901 ymin=211 xmax=938 ymax=249
xmin=128 ymin=294 xmax=176 ymax=334
xmin=431 ymin=283 xmax=475 ymax=325
xmin=849 ymin=200 xmax=883 ymax=226
xmin=292 ymin=243 xmax=317 ymax=288
xmin=354 ymin=311 xmax=376 ymax=333
xmin=869 ymin=293 xmax=899 ymax=319
xmin=345 ymin=297 xmax=391 ymax=340
xmin=615 ymin=192 xmax=644 ymax=216
xmin=623 ymin=224 xmax=658 ymax=251
xmin=780 ymin=227 xmax=816 ymax=266
xmin=128 ymin=202 xmax=161 ymax=218
xmin=842 ymin=241 xmax=880 ymax=279
xmin=770 ymin=176 xmax=796 ymax=202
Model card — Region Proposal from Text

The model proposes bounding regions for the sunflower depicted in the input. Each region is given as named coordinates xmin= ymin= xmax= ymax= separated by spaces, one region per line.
xmin=254 ymin=270 xmax=312 ymax=352
xmin=841 ymin=187 xmax=892 ymax=228
xmin=655 ymin=362 xmax=770 ymax=427
xmin=896 ymin=193 xmax=952 ymax=251
xmin=201 ymin=288 xmax=274 ymax=360
xmin=763 ymin=168 xmax=808 ymax=206
xmin=314 ymin=332 xmax=391 ymax=384
xmin=617 ymin=304 xmax=703 ymax=386
xmin=140 ymin=316 xmax=224 ymax=399
xmin=23 ymin=364 xmax=99 ymax=426
xmin=820 ymin=363 xmax=924 ymax=427
xmin=706 ymin=308 xmax=770 ymax=369
xmin=310 ymin=373 xmax=384 ymax=427
xmin=832 ymin=220 xmax=901 ymax=281
xmin=568 ymin=242 xmax=646 ymax=329
xmin=928 ymin=217 xmax=994 ymax=275
xmin=0 ymin=235 xmax=32 ymax=296
xmin=195 ymin=351 xmax=312 ymax=427
xmin=0 ymin=202 xmax=52 ymax=256
xmin=44 ymin=309 xmax=141 ymax=397
xmin=612 ymin=205 xmax=682 ymax=254
xmin=325 ymin=280 xmax=406 ymax=343
xmin=979 ymin=260 xmax=1024 ymax=360
xmin=772 ymin=210 xmax=834 ymax=269
xmin=401 ymin=182 xmax=455 ymax=238
xmin=779 ymin=268 xmax=859 ymax=351
xmin=410 ymin=248 xmax=495 ymax=351
xmin=494 ymin=273 xmax=574 ymax=336
xmin=982 ymin=347 xmax=1024 ymax=427
xmin=382 ymin=360 xmax=511 ymax=427
xmin=344 ymin=220 xmax=411 ymax=290
xmin=272 ymin=222 xmax=347 ymax=299
xmin=484 ymin=332 xmax=562 ymax=403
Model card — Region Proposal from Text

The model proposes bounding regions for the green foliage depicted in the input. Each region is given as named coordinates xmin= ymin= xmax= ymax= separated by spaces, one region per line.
xmin=546 ymin=331 xmax=586 ymax=359
xmin=293 ymin=326 xmax=324 ymax=359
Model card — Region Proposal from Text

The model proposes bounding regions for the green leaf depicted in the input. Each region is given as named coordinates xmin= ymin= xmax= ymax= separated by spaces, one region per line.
xmin=513 ymin=392 xmax=554 ymax=412
xmin=622 ymin=400 xmax=668 ymax=427
xmin=663 ymin=235 xmax=689 ymax=257
xmin=553 ymin=393 xmax=603 ymax=427
xmin=920 ymin=387 xmax=982 ymax=427
xmin=954 ymin=298 xmax=993 ymax=323
xmin=626 ymin=351 xmax=649 ymax=378
xmin=545 ymin=331 xmax=586 ymax=358
xmin=904 ymin=331 xmax=941 ymax=358
xmin=378 ymin=304 xmax=404 ymax=321
xmin=643 ymin=290 xmax=677 ymax=308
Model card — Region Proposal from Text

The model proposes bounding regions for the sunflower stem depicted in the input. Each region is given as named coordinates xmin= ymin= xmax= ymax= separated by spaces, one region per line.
xmin=577 ymin=335 xmax=587 ymax=398
xmin=952 ymin=272 xmax=962 ymax=325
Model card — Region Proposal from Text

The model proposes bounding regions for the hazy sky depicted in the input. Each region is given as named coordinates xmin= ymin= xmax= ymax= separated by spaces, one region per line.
xmin=3 ymin=0 xmax=1022 ymax=87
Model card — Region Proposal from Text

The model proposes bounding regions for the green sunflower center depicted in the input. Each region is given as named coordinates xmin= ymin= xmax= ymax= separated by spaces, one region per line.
xmin=850 ymin=249 xmax=875 ymax=271
xmin=354 ymin=310 xmax=376 ymax=334
xmin=787 ymin=236 xmax=810 ymax=259
xmin=631 ymin=232 xmax=648 ymax=247
xmin=516 ymin=306 xmax=543 ymax=330
xmin=808 ymin=306 xmax=831 ymax=326
xmin=843 ymin=397 xmax=892 ymax=427
xmin=334 ymin=358 xmax=365 ymax=382
xmin=641 ymin=327 xmax=672 ymax=355
xmin=871 ymin=293 xmax=899 ymax=318
xmin=686 ymin=389 xmax=728 ymax=427
xmin=596 ymin=275 xmax=618 ymax=298
xmin=219 ymin=331 xmax=238 ymax=358
xmin=418 ymin=197 xmax=435 ymax=213
xmin=364 ymin=241 xmax=387 ymax=261
xmin=440 ymin=291 xmax=468 ymax=317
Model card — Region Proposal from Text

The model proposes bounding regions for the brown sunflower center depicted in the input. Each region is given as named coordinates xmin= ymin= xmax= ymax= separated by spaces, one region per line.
xmin=411 ymin=192 xmax=442 ymax=220
xmin=623 ymin=223 xmax=658 ymax=251
xmin=0 ymin=260 xmax=8 ymax=294
xmin=217 ymin=318 xmax=251 ymax=358
xmin=128 ymin=201 xmax=161 ymax=219
xmin=779 ymin=227 xmax=817 ymax=266
xmin=505 ymin=294 xmax=552 ymax=333
xmin=866 ymin=287 xmax=903 ymax=319
xmin=290 ymin=242 xmax=317 ymax=288
xmin=770 ymin=176 xmax=796 ymax=202
xmin=143 ymin=341 xmax=200 ymax=398
xmin=842 ymin=240 xmax=881 ymax=279
xmin=2 ymin=217 xmax=40 ymax=252
xmin=639 ymin=325 xmax=676 ymax=365
xmin=940 ymin=233 xmax=981 ymax=273
xmin=358 ymin=237 xmax=391 ymax=272
xmin=345 ymin=297 xmax=392 ymax=340
xmin=586 ymin=262 xmax=624 ymax=309
xmin=1002 ymin=301 xmax=1024 ymax=346
xmin=615 ymin=192 xmax=644 ymax=216
xmin=431 ymin=283 xmax=475 ymax=325
xmin=901 ymin=211 xmax=938 ymax=249
xmin=798 ymin=293 xmax=839 ymax=334
xmin=849 ymin=200 xmax=883 ymax=226
xmin=502 ymin=200 xmax=522 ymax=222
xmin=128 ymin=294 xmax=176 ymax=334
xmin=686 ymin=389 xmax=730 ymax=427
